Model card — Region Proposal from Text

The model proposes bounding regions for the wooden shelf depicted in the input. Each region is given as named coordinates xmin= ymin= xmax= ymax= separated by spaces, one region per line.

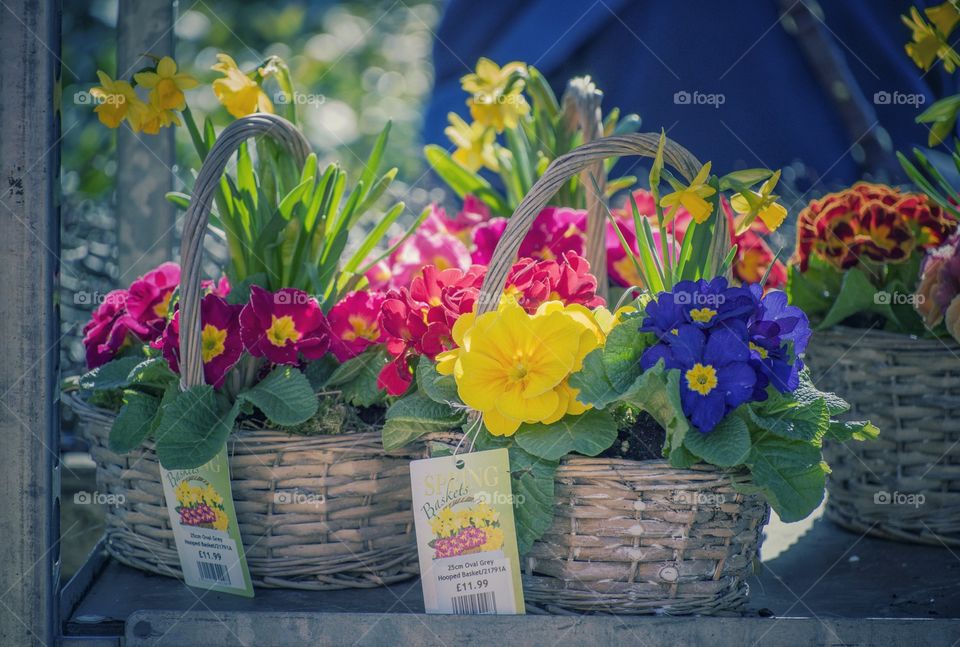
xmin=60 ymin=518 xmax=960 ymax=646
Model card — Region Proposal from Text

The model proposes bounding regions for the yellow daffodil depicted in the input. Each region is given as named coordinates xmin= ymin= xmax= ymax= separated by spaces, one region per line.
xmin=903 ymin=4 xmax=960 ymax=71
xmin=730 ymin=169 xmax=787 ymax=233
xmin=90 ymin=70 xmax=146 ymax=129
xmin=212 ymin=53 xmax=274 ymax=118
xmin=445 ymin=113 xmax=499 ymax=172
xmin=659 ymin=162 xmax=716 ymax=225
xmin=135 ymin=98 xmax=182 ymax=134
xmin=133 ymin=56 xmax=198 ymax=111
xmin=461 ymin=58 xmax=529 ymax=132
xmin=437 ymin=300 xmax=605 ymax=436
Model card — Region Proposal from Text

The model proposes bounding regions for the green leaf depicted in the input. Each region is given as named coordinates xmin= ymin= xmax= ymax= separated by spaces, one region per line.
xmin=304 ymin=355 xmax=338 ymax=391
xmin=514 ymin=410 xmax=618 ymax=461
xmin=746 ymin=432 xmax=827 ymax=522
xmin=237 ymin=365 xmax=318 ymax=426
xmin=619 ymin=363 xmax=689 ymax=456
xmin=127 ymin=358 xmax=177 ymax=389
xmin=423 ymin=144 xmax=509 ymax=214
xmin=568 ymin=348 xmax=619 ymax=408
xmin=668 ymin=444 xmax=700 ymax=468
xmin=109 ymin=391 xmax=160 ymax=453
xmin=718 ymin=168 xmax=773 ymax=191
xmin=154 ymin=385 xmax=240 ymax=469
xmin=79 ymin=356 xmax=143 ymax=391
xmin=683 ymin=412 xmax=751 ymax=467
xmin=747 ymin=396 xmax=829 ymax=444
xmin=825 ymin=419 xmax=880 ymax=443
xmin=225 ymin=273 xmax=268 ymax=305
xmin=600 ymin=317 xmax=650 ymax=392
xmin=324 ymin=347 xmax=391 ymax=406
xmin=818 ymin=267 xmax=896 ymax=330
xmin=508 ymin=446 xmax=557 ymax=556
xmin=416 ymin=355 xmax=461 ymax=405
xmin=381 ymin=391 xmax=465 ymax=451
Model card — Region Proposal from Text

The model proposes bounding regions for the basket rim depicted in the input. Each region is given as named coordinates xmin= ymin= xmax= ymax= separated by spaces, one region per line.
xmin=814 ymin=324 xmax=960 ymax=351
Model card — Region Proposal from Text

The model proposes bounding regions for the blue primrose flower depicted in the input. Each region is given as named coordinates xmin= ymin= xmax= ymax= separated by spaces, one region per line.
xmin=742 ymin=285 xmax=811 ymax=396
xmin=641 ymin=324 xmax=756 ymax=433
xmin=641 ymin=277 xmax=754 ymax=338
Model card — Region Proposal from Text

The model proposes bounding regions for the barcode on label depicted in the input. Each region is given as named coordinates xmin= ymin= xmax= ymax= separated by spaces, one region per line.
xmin=451 ymin=591 xmax=497 ymax=614
xmin=196 ymin=560 xmax=230 ymax=584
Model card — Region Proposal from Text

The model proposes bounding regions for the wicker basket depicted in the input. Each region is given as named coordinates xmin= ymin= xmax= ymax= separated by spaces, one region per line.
xmin=803 ymin=326 xmax=960 ymax=547
xmin=65 ymin=114 xmax=424 ymax=589
xmin=469 ymin=131 xmax=769 ymax=614
xmin=66 ymin=390 xmax=422 ymax=588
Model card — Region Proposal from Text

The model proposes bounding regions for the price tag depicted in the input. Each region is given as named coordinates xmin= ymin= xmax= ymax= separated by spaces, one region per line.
xmin=159 ymin=445 xmax=253 ymax=597
xmin=409 ymin=448 xmax=525 ymax=614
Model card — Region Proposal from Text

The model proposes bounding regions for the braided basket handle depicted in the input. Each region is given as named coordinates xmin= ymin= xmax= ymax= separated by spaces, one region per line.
xmin=476 ymin=133 xmax=704 ymax=314
xmin=179 ymin=114 xmax=312 ymax=390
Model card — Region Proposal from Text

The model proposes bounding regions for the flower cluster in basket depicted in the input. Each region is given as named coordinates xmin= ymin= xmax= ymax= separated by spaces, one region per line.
xmin=76 ymin=55 xmax=878 ymax=560
xmin=791 ymin=1 xmax=960 ymax=344
xmin=380 ymin=130 xmax=878 ymax=554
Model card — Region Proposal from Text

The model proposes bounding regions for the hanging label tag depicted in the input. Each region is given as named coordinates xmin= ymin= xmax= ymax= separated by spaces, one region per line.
xmin=409 ymin=448 xmax=525 ymax=614
xmin=159 ymin=445 xmax=253 ymax=597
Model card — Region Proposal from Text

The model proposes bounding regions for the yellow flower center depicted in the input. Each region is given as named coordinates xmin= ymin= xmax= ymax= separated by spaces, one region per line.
xmin=154 ymin=291 xmax=173 ymax=318
xmin=342 ymin=315 xmax=379 ymax=342
xmin=200 ymin=324 xmax=228 ymax=363
xmin=689 ymin=307 xmax=717 ymax=323
xmin=266 ymin=315 xmax=301 ymax=347
xmin=749 ymin=342 xmax=769 ymax=359
xmin=685 ymin=363 xmax=718 ymax=396
xmin=154 ymin=78 xmax=183 ymax=110
xmin=508 ymin=361 xmax=529 ymax=382
xmin=670 ymin=328 xmax=679 ymax=336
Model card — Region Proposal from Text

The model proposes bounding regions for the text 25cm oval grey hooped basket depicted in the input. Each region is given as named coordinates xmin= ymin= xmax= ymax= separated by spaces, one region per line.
xmin=66 ymin=114 xmax=424 ymax=589
xmin=470 ymin=132 xmax=770 ymax=615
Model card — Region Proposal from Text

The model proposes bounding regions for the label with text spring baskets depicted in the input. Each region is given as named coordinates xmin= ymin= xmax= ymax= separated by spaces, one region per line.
xmin=410 ymin=448 xmax=525 ymax=614
xmin=159 ymin=445 xmax=253 ymax=597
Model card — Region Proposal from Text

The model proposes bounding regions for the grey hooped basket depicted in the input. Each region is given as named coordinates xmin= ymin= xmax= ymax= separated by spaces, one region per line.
xmin=804 ymin=326 xmax=960 ymax=547
xmin=469 ymin=130 xmax=769 ymax=615
xmin=66 ymin=114 xmax=424 ymax=589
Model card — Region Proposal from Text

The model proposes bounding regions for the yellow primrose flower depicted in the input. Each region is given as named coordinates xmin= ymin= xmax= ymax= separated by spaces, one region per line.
xmin=437 ymin=300 xmax=603 ymax=437
xmin=445 ymin=113 xmax=499 ymax=172
xmin=461 ymin=58 xmax=529 ymax=132
xmin=659 ymin=162 xmax=716 ymax=225
xmin=90 ymin=70 xmax=146 ymax=129
xmin=480 ymin=526 xmax=504 ymax=552
xmin=133 ymin=56 xmax=198 ymax=111
xmin=730 ymin=169 xmax=787 ymax=233
xmin=212 ymin=53 xmax=274 ymax=118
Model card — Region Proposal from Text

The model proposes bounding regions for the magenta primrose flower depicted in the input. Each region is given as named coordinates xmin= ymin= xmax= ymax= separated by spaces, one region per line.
xmin=327 ymin=290 xmax=386 ymax=362
xmin=239 ymin=286 xmax=330 ymax=365
xmin=124 ymin=261 xmax=181 ymax=340
xmin=160 ymin=293 xmax=243 ymax=388
xmin=82 ymin=289 xmax=135 ymax=369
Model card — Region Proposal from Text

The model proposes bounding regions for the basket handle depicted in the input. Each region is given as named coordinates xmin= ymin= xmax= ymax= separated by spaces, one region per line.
xmin=476 ymin=133 xmax=704 ymax=314
xmin=178 ymin=114 xmax=312 ymax=390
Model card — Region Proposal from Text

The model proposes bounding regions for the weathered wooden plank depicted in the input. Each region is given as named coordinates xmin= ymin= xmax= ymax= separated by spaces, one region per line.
xmin=0 ymin=0 xmax=60 ymax=644
xmin=116 ymin=0 xmax=176 ymax=280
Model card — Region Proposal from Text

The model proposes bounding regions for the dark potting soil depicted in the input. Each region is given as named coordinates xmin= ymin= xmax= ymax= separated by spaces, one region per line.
xmin=600 ymin=411 xmax=666 ymax=461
